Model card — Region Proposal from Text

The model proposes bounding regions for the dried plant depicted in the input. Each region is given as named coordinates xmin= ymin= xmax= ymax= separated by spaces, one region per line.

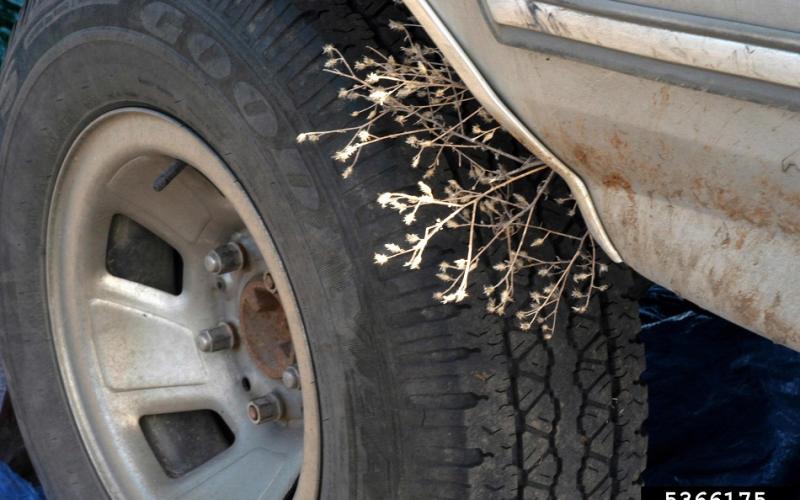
xmin=298 ymin=22 xmax=607 ymax=338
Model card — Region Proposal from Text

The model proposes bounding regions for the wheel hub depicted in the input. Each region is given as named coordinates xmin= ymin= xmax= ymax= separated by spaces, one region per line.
xmin=240 ymin=276 xmax=296 ymax=380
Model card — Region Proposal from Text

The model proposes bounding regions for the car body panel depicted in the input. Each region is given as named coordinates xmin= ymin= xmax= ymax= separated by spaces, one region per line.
xmin=406 ymin=0 xmax=800 ymax=347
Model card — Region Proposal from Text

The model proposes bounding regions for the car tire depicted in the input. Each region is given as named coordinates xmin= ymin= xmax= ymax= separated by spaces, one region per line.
xmin=0 ymin=1 xmax=647 ymax=498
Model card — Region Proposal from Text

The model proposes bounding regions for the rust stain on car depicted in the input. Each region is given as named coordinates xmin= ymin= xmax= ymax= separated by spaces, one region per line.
xmin=554 ymin=118 xmax=799 ymax=232
xmin=707 ymin=267 xmax=740 ymax=300
xmin=734 ymin=292 xmax=760 ymax=327
xmin=689 ymin=177 xmax=799 ymax=236
xmin=691 ymin=178 xmax=773 ymax=229
xmin=706 ymin=268 xmax=784 ymax=340
xmin=557 ymin=126 xmax=800 ymax=240
xmin=573 ymin=143 xmax=589 ymax=165
xmin=570 ymin=140 xmax=636 ymax=204
xmin=734 ymin=232 xmax=747 ymax=250
xmin=609 ymin=132 xmax=627 ymax=151
xmin=540 ymin=119 xmax=799 ymax=346
xmin=602 ymin=173 xmax=633 ymax=199
xmin=764 ymin=294 xmax=793 ymax=345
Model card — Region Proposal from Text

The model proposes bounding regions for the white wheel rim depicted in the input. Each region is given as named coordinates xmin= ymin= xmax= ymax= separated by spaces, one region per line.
xmin=46 ymin=108 xmax=321 ymax=500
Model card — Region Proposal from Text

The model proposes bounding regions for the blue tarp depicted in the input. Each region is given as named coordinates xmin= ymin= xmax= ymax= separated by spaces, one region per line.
xmin=0 ymin=462 xmax=41 ymax=500
xmin=0 ymin=365 xmax=43 ymax=500
xmin=642 ymin=287 xmax=800 ymax=486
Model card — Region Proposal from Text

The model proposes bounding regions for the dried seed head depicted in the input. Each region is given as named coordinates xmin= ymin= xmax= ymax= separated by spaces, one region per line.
xmin=377 ymin=192 xmax=393 ymax=207
xmin=406 ymin=255 xmax=422 ymax=269
xmin=333 ymin=145 xmax=358 ymax=162
xmin=417 ymin=181 xmax=433 ymax=197
xmin=368 ymin=88 xmax=390 ymax=105
xmin=385 ymin=243 xmax=403 ymax=254
xmin=572 ymin=272 xmax=591 ymax=283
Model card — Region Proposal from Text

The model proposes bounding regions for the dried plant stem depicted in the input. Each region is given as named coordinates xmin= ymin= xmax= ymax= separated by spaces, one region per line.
xmin=298 ymin=22 xmax=607 ymax=337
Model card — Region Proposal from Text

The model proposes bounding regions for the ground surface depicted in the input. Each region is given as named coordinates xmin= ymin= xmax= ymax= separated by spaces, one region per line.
xmin=642 ymin=288 xmax=800 ymax=487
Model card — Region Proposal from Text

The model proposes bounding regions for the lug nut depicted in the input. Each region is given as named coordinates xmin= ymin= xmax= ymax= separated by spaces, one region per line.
xmin=196 ymin=323 xmax=236 ymax=352
xmin=247 ymin=393 xmax=284 ymax=424
xmin=262 ymin=272 xmax=276 ymax=292
xmin=204 ymin=242 xmax=244 ymax=275
xmin=282 ymin=365 xmax=301 ymax=389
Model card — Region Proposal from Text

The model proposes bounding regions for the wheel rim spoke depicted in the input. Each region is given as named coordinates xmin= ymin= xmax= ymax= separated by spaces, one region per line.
xmin=93 ymin=273 xmax=188 ymax=319
xmin=168 ymin=437 xmax=302 ymax=500
xmin=103 ymin=156 xmax=218 ymax=248
xmin=104 ymin=383 xmax=221 ymax=421
xmin=86 ymin=295 xmax=206 ymax=393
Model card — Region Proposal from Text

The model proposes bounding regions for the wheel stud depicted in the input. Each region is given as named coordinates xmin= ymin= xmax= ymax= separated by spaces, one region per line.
xmin=282 ymin=365 xmax=301 ymax=389
xmin=247 ymin=393 xmax=284 ymax=424
xmin=204 ymin=242 xmax=244 ymax=274
xmin=196 ymin=323 xmax=236 ymax=352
